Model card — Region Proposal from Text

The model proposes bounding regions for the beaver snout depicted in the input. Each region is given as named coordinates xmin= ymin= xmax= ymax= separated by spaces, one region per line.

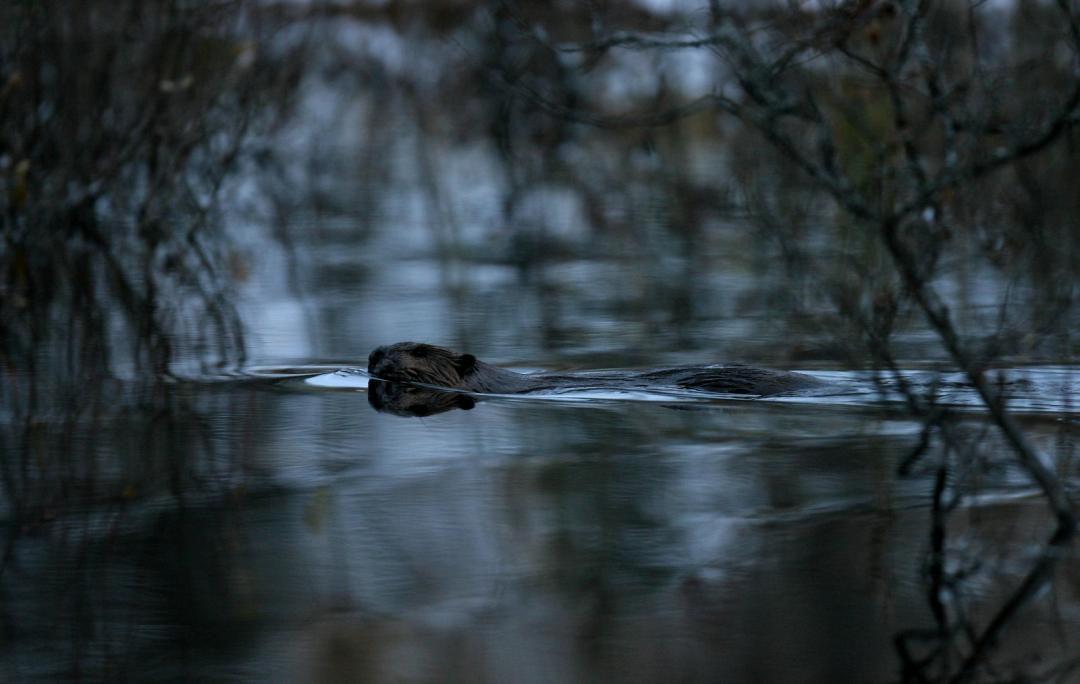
xmin=368 ymin=346 xmax=388 ymax=375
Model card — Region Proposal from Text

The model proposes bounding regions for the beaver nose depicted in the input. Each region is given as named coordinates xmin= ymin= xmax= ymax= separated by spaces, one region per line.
xmin=368 ymin=346 xmax=387 ymax=374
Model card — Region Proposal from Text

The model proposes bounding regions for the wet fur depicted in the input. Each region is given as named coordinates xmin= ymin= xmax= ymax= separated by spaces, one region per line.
xmin=369 ymin=342 xmax=825 ymax=398
xmin=368 ymin=342 xmax=478 ymax=388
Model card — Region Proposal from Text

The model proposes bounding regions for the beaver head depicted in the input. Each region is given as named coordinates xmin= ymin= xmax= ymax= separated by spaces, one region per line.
xmin=367 ymin=342 xmax=477 ymax=389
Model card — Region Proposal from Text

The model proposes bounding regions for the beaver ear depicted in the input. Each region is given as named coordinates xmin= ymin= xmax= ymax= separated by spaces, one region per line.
xmin=456 ymin=353 xmax=476 ymax=375
xmin=455 ymin=395 xmax=476 ymax=411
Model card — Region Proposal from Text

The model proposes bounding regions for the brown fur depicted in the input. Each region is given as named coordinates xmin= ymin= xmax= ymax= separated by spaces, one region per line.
xmin=368 ymin=342 xmax=477 ymax=387
xmin=368 ymin=342 xmax=826 ymax=399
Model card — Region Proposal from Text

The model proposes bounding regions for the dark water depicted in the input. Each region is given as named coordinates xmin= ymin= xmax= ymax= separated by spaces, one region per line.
xmin=4 ymin=320 xmax=1077 ymax=681
xmin=3 ymin=2 xmax=1080 ymax=682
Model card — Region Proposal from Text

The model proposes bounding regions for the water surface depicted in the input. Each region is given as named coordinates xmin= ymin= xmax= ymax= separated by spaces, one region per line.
xmin=3 ymin=2 xmax=1080 ymax=682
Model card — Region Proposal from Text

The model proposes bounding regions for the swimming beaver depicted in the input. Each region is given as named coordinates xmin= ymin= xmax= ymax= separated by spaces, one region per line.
xmin=367 ymin=342 xmax=825 ymax=397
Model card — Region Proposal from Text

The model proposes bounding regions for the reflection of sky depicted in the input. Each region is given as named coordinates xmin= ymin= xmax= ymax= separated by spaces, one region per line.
xmin=232 ymin=7 xmax=1078 ymax=371
xmin=5 ymin=4 xmax=1077 ymax=682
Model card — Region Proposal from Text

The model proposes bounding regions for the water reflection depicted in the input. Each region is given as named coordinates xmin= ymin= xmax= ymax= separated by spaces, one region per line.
xmin=3 ymin=0 xmax=1079 ymax=682
xmin=3 ymin=371 xmax=1078 ymax=680
xmin=367 ymin=381 xmax=476 ymax=417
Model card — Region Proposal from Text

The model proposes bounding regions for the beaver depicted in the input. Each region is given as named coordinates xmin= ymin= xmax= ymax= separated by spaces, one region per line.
xmin=367 ymin=342 xmax=826 ymax=399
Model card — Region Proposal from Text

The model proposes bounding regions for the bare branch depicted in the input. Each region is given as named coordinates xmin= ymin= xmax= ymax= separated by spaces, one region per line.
xmin=554 ymin=31 xmax=727 ymax=52
xmin=881 ymin=216 xmax=1076 ymax=530
xmin=492 ymin=68 xmax=734 ymax=129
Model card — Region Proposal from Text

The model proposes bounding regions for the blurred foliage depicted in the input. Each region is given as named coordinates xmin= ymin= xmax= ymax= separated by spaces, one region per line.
xmin=0 ymin=0 xmax=305 ymax=549
xmin=1 ymin=0 xmax=301 ymax=383
xmin=0 ymin=0 xmax=1075 ymax=507
xmin=0 ymin=1 xmax=1077 ymax=681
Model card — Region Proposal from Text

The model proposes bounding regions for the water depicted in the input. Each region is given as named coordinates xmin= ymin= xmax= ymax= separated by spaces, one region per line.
xmin=295 ymin=364 xmax=1079 ymax=416
xmin=4 ymin=2 xmax=1080 ymax=682
xmin=7 ymin=358 xmax=1075 ymax=681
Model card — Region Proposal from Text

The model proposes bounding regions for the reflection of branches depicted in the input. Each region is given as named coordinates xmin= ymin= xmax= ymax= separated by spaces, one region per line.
xmin=0 ymin=1 xmax=303 ymax=663
xmin=2 ymin=0 xmax=310 ymax=380
xmin=505 ymin=0 xmax=1078 ymax=680
xmin=575 ymin=1 xmax=1078 ymax=498
xmin=0 ymin=4 xmax=310 ymax=678
xmin=493 ymin=73 xmax=731 ymax=130
xmin=882 ymin=215 xmax=1074 ymax=525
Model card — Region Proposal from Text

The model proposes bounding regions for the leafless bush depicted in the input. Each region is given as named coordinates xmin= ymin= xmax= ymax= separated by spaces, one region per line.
xmin=499 ymin=0 xmax=1079 ymax=680
xmin=0 ymin=0 xmax=304 ymax=525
